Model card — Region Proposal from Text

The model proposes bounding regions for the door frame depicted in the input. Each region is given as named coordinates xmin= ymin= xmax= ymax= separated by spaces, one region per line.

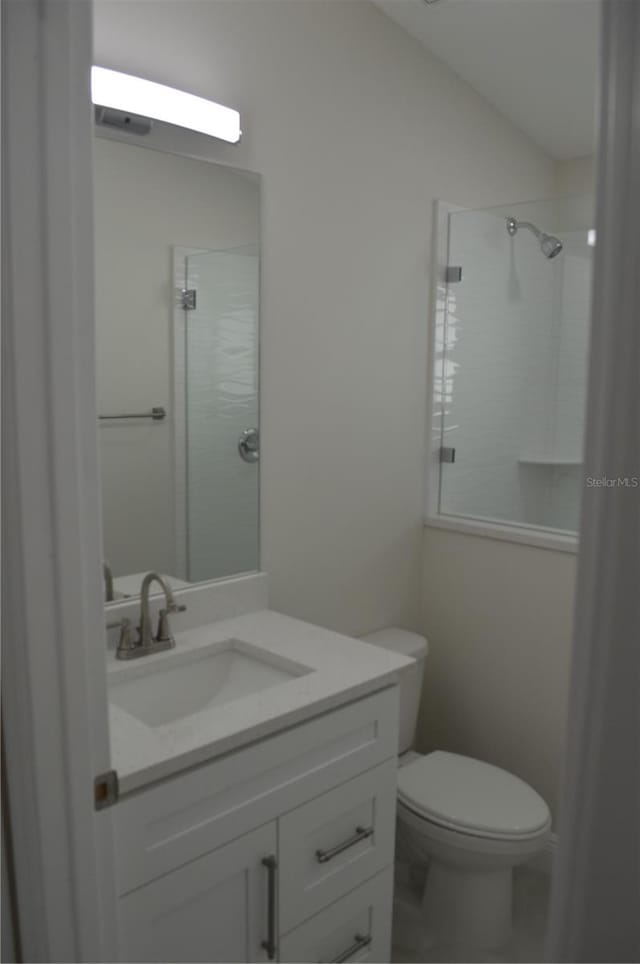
xmin=546 ymin=1 xmax=640 ymax=958
xmin=2 ymin=0 xmax=117 ymax=959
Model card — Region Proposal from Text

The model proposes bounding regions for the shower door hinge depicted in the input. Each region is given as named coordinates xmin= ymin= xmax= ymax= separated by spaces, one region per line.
xmin=94 ymin=769 xmax=119 ymax=810
xmin=440 ymin=446 xmax=456 ymax=464
xmin=180 ymin=288 xmax=197 ymax=310
xmin=445 ymin=266 xmax=462 ymax=283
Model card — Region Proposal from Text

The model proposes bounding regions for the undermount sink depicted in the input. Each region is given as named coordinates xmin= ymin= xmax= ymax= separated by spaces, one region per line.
xmin=109 ymin=638 xmax=312 ymax=728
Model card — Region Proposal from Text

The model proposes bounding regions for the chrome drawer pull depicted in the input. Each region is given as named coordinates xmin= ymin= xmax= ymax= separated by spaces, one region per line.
xmin=315 ymin=825 xmax=374 ymax=864
xmin=330 ymin=933 xmax=372 ymax=963
xmin=261 ymin=854 xmax=278 ymax=961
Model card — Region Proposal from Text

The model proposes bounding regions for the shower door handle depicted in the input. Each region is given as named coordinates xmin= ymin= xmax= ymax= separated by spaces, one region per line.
xmin=238 ymin=427 xmax=260 ymax=463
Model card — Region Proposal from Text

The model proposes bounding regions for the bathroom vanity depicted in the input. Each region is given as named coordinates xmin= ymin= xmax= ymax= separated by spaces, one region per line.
xmin=107 ymin=593 xmax=409 ymax=963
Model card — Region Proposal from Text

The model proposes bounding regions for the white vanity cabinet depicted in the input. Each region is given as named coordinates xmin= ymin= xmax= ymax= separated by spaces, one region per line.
xmin=115 ymin=687 xmax=399 ymax=963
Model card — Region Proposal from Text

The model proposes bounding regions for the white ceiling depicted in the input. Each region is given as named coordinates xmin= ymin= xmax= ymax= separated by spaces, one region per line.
xmin=372 ymin=0 xmax=600 ymax=160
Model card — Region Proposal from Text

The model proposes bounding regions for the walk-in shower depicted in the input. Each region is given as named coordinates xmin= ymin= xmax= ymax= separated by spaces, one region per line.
xmin=430 ymin=195 xmax=594 ymax=541
xmin=506 ymin=216 xmax=564 ymax=259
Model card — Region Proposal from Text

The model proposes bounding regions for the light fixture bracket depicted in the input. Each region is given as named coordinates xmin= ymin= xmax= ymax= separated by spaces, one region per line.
xmin=94 ymin=105 xmax=152 ymax=135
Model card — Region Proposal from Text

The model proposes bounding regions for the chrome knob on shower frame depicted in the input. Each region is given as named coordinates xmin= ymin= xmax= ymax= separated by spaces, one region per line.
xmin=238 ymin=427 xmax=260 ymax=463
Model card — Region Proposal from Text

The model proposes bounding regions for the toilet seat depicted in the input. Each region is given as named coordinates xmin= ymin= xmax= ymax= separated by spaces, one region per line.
xmin=397 ymin=751 xmax=550 ymax=840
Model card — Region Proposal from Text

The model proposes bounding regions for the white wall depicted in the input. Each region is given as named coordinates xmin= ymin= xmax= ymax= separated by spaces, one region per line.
xmin=94 ymin=137 xmax=259 ymax=578
xmin=94 ymin=0 xmax=556 ymax=634
xmin=555 ymin=154 xmax=596 ymax=196
xmin=420 ymin=527 xmax=577 ymax=820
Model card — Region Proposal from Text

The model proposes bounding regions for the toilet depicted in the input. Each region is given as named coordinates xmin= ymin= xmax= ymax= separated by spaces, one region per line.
xmin=362 ymin=628 xmax=551 ymax=951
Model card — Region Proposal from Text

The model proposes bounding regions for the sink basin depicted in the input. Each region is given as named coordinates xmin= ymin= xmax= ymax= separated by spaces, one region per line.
xmin=109 ymin=638 xmax=312 ymax=727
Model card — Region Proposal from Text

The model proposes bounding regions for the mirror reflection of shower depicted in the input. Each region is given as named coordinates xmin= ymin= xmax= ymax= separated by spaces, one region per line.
xmin=506 ymin=216 xmax=563 ymax=259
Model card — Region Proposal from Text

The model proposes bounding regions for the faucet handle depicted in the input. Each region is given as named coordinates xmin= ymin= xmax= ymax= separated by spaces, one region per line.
xmin=156 ymin=601 xmax=186 ymax=645
xmin=156 ymin=609 xmax=169 ymax=643
xmin=114 ymin=618 xmax=140 ymax=659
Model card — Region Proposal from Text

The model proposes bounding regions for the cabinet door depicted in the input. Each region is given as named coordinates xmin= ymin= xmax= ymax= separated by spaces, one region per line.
xmin=118 ymin=822 xmax=276 ymax=963
xmin=279 ymin=867 xmax=393 ymax=963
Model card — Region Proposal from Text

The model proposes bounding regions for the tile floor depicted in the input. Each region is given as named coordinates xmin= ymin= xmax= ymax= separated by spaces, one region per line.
xmin=391 ymin=865 xmax=551 ymax=964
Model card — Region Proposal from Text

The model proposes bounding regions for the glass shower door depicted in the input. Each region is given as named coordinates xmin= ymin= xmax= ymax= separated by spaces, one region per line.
xmin=184 ymin=247 xmax=259 ymax=581
xmin=436 ymin=196 xmax=593 ymax=534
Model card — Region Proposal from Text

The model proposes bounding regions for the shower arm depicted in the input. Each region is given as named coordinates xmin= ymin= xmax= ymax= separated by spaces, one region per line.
xmin=506 ymin=218 xmax=542 ymax=240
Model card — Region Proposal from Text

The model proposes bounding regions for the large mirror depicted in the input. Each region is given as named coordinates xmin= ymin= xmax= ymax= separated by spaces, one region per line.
xmin=94 ymin=135 xmax=260 ymax=601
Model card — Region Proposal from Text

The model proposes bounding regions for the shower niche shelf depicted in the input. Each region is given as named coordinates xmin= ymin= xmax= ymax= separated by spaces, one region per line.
xmin=518 ymin=457 xmax=583 ymax=466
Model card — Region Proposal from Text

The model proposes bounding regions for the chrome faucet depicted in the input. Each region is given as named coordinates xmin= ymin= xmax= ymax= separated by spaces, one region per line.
xmin=103 ymin=560 xmax=115 ymax=602
xmin=139 ymin=572 xmax=185 ymax=649
xmin=115 ymin=572 xmax=186 ymax=660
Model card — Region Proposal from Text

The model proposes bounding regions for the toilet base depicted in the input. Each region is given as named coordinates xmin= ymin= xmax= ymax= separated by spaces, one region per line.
xmin=422 ymin=859 xmax=513 ymax=950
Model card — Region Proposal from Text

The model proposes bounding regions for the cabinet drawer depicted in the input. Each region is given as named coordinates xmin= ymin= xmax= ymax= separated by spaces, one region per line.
xmin=279 ymin=760 xmax=397 ymax=932
xmin=279 ymin=867 xmax=393 ymax=963
xmin=114 ymin=687 xmax=398 ymax=895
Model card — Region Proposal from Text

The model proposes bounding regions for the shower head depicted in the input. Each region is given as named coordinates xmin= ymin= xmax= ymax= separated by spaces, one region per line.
xmin=540 ymin=234 xmax=563 ymax=259
xmin=506 ymin=216 xmax=563 ymax=260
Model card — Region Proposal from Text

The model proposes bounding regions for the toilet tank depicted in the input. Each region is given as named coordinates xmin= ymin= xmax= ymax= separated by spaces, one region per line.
xmin=361 ymin=628 xmax=428 ymax=754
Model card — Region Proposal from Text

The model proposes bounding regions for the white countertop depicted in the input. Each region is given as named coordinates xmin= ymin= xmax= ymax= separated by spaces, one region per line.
xmin=108 ymin=609 xmax=411 ymax=794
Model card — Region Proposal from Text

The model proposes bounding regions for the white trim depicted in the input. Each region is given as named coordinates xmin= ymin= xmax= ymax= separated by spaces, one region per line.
xmin=425 ymin=516 xmax=578 ymax=554
xmin=546 ymin=3 xmax=640 ymax=959
xmin=2 ymin=1 xmax=117 ymax=959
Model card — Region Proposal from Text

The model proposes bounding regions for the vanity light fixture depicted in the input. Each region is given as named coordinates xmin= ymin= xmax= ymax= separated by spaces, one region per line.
xmin=588 ymin=229 xmax=597 ymax=247
xmin=91 ymin=67 xmax=241 ymax=143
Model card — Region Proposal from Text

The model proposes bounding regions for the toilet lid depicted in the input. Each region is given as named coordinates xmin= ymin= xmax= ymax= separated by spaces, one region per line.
xmin=397 ymin=751 xmax=550 ymax=838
